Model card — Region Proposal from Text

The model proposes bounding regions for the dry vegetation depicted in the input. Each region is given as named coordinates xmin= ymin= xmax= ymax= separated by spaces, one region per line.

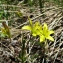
xmin=0 ymin=0 xmax=63 ymax=63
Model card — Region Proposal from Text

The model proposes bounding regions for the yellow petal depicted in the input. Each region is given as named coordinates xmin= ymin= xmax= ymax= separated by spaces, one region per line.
xmin=40 ymin=35 xmax=45 ymax=42
xmin=35 ymin=22 xmax=40 ymax=26
xmin=46 ymin=36 xmax=54 ymax=41
xmin=32 ymin=33 xmax=37 ymax=36
xmin=43 ymin=23 xmax=48 ymax=31
xmin=43 ymin=23 xmax=48 ymax=35
xmin=49 ymin=30 xmax=54 ymax=35
xmin=22 ymin=25 xmax=31 ymax=31
xmin=28 ymin=18 xmax=32 ymax=25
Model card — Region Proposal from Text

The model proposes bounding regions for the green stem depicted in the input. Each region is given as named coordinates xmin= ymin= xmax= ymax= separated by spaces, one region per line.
xmin=41 ymin=42 xmax=46 ymax=63
xmin=22 ymin=40 xmax=25 ymax=63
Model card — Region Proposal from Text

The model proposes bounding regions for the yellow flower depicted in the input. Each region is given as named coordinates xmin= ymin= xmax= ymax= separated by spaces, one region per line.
xmin=22 ymin=18 xmax=54 ymax=43
xmin=2 ymin=22 xmax=11 ymax=38
xmin=32 ymin=22 xmax=42 ymax=36
xmin=22 ymin=18 xmax=42 ymax=36
xmin=1 ymin=28 xmax=8 ymax=37
xmin=40 ymin=23 xmax=54 ymax=42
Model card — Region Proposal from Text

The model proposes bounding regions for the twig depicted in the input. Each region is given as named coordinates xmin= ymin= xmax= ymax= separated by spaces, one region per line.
xmin=0 ymin=4 xmax=21 ymax=7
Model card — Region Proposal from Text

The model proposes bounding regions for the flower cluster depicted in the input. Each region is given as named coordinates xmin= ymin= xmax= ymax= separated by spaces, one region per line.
xmin=22 ymin=18 xmax=54 ymax=42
